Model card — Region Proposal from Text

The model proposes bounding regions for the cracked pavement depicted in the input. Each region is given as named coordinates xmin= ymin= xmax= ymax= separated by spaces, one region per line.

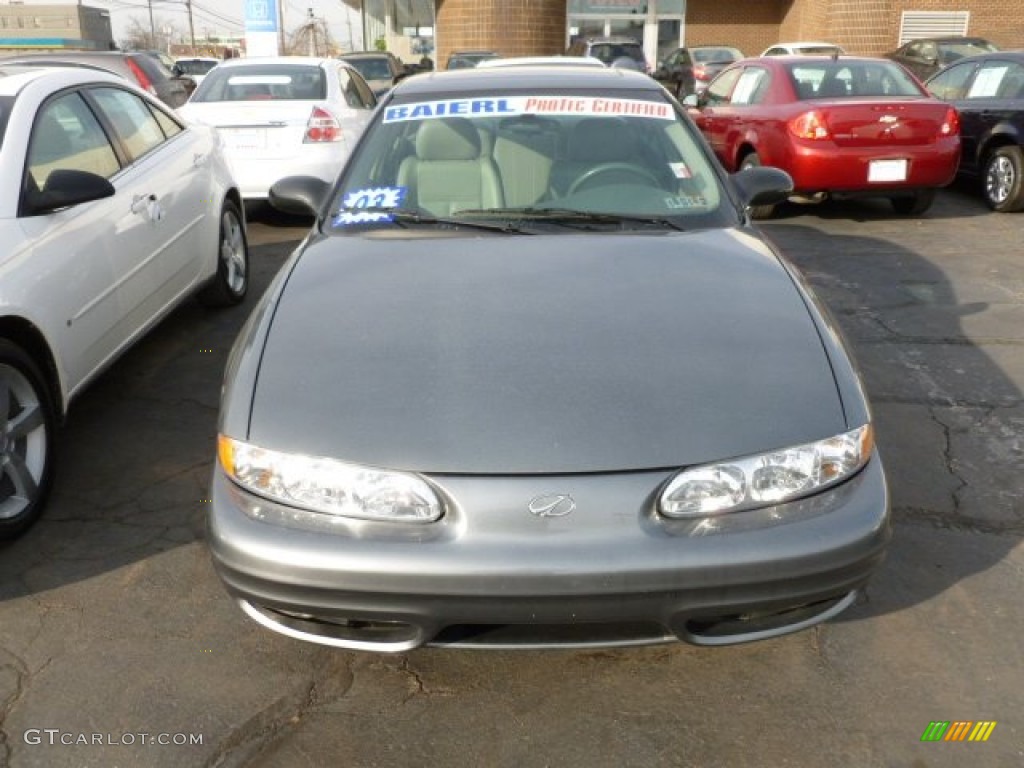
xmin=1 ymin=191 xmax=1022 ymax=768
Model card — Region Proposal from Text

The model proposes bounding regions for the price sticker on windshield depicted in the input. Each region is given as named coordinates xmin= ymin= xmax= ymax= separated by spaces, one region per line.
xmin=333 ymin=186 xmax=407 ymax=226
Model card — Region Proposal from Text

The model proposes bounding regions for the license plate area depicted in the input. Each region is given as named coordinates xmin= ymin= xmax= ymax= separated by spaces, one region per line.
xmin=868 ymin=158 xmax=908 ymax=183
xmin=221 ymin=128 xmax=267 ymax=153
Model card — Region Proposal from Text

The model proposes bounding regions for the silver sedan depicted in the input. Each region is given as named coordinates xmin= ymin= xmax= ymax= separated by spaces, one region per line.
xmin=209 ymin=66 xmax=890 ymax=652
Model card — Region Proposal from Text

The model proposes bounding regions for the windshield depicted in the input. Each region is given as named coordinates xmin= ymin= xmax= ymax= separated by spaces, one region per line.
xmin=789 ymin=60 xmax=924 ymax=98
xmin=938 ymin=40 xmax=999 ymax=64
xmin=347 ymin=57 xmax=392 ymax=80
xmin=190 ymin=64 xmax=326 ymax=102
xmin=327 ymin=89 xmax=728 ymax=233
xmin=693 ymin=48 xmax=743 ymax=64
xmin=176 ymin=59 xmax=218 ymax=76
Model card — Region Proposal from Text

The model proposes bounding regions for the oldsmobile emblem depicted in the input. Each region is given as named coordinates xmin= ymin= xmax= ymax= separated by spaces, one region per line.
xmin=528 ymin=494 xmax=576 ymax=518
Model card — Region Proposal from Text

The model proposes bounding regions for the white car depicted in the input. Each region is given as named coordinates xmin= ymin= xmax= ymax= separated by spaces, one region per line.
xmin=0 ymin=65 xmax=248 ymax=538
xmin=178 ymin=57 xmax=377 ymax=201
xmin=761 ymin=41 xmax=846 ymax=57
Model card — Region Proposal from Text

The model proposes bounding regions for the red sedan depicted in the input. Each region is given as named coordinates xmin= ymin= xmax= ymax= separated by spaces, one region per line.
xmin=685 ymin=56 xmax=960 ymax=217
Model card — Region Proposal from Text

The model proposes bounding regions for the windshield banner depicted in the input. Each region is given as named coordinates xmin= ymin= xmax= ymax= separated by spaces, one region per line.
xmin=382 ymin=96 xmax=674 ymax=124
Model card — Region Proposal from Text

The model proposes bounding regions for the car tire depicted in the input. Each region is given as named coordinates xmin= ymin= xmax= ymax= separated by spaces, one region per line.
xmin=890 ymin=188 xmax=936 ymax=215
xmin=198 ymin=199 xmax=249 ymax=307
xmin=739 ymin=153 xmax=776 ymax=220
xmin=0 ymin=340 xmax=56 ymax=540
xmin=982 ymin=146 xmax=1024 ymax=213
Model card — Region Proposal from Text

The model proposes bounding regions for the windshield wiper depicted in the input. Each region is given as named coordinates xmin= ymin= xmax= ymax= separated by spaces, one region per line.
xmin=332 ymin=207 xmax=529 ymax=234
xmin=456 ymin=207 xmax=688 ymax=232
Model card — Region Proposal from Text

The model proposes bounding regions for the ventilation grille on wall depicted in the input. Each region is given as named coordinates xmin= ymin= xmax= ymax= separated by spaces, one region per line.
xmin=898 ymin=11 xmax=969 ymax=44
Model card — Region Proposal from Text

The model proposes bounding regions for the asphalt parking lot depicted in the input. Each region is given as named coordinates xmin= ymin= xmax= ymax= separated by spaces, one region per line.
xmin=1 ymin=187 xmax=1022 ymax=768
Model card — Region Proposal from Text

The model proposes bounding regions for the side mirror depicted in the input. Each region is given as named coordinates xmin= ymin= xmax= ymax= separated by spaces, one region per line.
xmin=269 ymin=175 xmax=330 ymax=217
xmin=731 ymin=165 xmax=793 ymax=209
xmin=25 ymin=169 xmax=115 ymax=215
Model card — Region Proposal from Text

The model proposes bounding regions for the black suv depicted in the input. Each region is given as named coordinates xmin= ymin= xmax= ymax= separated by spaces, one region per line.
xmin=566 ymin=36 xmax=648 ymax=72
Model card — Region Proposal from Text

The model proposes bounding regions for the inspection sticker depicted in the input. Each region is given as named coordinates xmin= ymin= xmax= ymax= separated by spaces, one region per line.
xmin=382 ymin=96 xmax=674 ymax=124
xmin=332 ymin=186 xmax=407 ymax=226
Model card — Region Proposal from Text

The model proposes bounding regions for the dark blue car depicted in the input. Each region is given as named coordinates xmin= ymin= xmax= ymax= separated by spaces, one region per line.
xmin=926 ymin=51 xmax=1024 ymax=212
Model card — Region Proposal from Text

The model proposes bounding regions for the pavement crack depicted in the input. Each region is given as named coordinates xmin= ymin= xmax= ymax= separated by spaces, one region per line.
xmin=930 ymin=407 xmax=968 ymax=517
xmin=399 ymin=656 xmax=428 ymax=702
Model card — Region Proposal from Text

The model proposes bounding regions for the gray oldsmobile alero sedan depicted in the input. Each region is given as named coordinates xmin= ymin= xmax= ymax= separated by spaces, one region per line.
xmin=210 ymin=65 xmax=891 ymax=651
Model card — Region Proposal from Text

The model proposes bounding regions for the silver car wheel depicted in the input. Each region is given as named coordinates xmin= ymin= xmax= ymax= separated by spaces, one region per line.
xmin=986 ymin=154 xmax=1013 ymax=205
xmin=0 ymin=363 xmax=48 ymax=521
xmin=221 ymin=207 xmax=247 ymax=295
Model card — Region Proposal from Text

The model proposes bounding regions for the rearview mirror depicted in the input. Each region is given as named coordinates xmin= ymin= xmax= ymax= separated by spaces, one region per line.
xmin=731 ymin=166 xmax=793 ymax=209
xmin=24 ymin=169 xmax=115 ymax=216
xmin=269 ymin=176 xmax=330 ymax=217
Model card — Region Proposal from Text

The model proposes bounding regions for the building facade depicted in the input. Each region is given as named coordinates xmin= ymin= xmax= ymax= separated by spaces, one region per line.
xmin=350 ymin=0 xmax=1023 ymax=71
xmin=0 ymin=3 xmax=113 ymax=53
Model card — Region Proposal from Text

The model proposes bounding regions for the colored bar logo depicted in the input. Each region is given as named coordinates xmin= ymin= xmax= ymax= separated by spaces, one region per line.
xmin=921 ymin=721 xmax=996 ymax=742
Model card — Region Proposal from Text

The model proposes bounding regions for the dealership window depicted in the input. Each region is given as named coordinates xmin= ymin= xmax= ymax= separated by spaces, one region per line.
xmin=567 ymin=0 xmax=684 ymax=68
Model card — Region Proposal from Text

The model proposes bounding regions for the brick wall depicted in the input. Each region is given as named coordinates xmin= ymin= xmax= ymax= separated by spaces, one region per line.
xmin=431 ymin=0 xmax=1024 ymax=67
xmin=889 ymin=0 xmax=1024 ymax=51
xmin=685 ymin=0 xmax=785 ymax=57
xmin=436 ymin=0 xmax=567 ymax=68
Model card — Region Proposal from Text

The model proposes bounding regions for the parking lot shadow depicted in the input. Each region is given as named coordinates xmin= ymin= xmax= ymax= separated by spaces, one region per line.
xmin=761 ymin=202 xmax=1023 ymax=624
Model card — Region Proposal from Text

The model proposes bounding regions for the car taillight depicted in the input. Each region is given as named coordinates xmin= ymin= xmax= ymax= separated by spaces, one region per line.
xmin=788 ymin=110 xmax=831 ymax=140
xmin=126 ymin=58 xmax=157 ymax=97
xmin=304 ymin=106 xmax=341 ymax=143
xmin=939 ymin=106 xmax=959 ymax=137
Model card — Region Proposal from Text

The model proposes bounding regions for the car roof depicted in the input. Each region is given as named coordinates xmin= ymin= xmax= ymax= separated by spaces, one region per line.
xmin=0 ymin=64 xmax=126 ymax=95
xmin=176 ymin=56 xmax=219 ymax=62
xmin=340 ymin=51 xmax=395 ymax=59
xmin=476 ymin=56 xmax=606 ymax=69
xmin=213 ymin=56 xmax=336 ymax=69
xmin=390 ymin=65 xmax=660 ymax=96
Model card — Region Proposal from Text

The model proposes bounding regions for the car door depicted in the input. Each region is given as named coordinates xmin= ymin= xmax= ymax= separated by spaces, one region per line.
xmin=693 ymin=66 xmax=743 ymax=163
xmin=18 ymin=90 xmax=157 ymax=391
xmin=957 ymin=60 xmax=1024 ymax=172
xmin=925 ymin=59 xmax=982 ymax=171
xmin=86 ymin=86 xmax=211 ymax=313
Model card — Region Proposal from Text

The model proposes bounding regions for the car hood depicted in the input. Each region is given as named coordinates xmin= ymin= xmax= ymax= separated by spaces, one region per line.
xmin=247 ymin=230 xmax=847 ymax=474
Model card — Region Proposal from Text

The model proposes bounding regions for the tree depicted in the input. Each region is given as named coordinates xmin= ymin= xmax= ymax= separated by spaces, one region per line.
xmin=119 ymin=15 xmax=184 ymax=52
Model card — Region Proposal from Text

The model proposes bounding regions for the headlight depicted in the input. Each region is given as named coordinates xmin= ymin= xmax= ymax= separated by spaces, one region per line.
xmin=658 ymin=425 xmax=873 ymax=518
xmin=218 ymin=435 xmax=442 ymax=523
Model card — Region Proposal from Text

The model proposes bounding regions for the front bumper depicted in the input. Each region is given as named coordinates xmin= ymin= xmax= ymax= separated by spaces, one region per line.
xmin=208 ymin=456 xmax=890 ymax=651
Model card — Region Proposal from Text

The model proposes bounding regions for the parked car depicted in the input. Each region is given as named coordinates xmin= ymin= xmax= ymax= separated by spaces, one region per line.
xmin=761 ymin=42 xmax=845 ymax=57
xmin=208 ymin=66 xmax=890 ymax=652
xmin=685 ymin=55 xmax=960 ymax=217
xmin=654 ymin=45 xmax=744 ymax=98
xmin=925 ymin=51 xmax=1024 ymax=211
xmin=178 ymin=57 xmax=376 ymax=201
xmin=339 ymin=50 xmax=409 ymax=98
xmin=886 ymin=36 xmax=999 ymax=82
xmin=0 ymin=65 xmax=249 ymax=539
xmin=445 ymin=50 xmax=500 ymax=70
xmin=173 ymin=56 xmax=220 ymax=87
xmin=566 ymin=36 xmax=649 ymax=72
xmin=0 ymin=51 xmax=193 ymax=108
